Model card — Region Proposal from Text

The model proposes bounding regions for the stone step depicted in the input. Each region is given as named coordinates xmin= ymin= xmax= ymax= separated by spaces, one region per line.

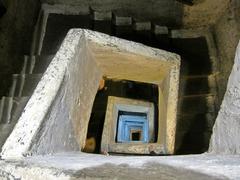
xmin=131 ymin=19 xmax=152 ymax=46
xmin=0 ymin=97 xmax=5 ymax=123
xmin=24 ymin=55 xmax=54 ymax=74
xmin=90 ymin=8 xmax=112 ymax=21
xmin=0 ymin=97 xmax=13 ymax=124
xmin=21 ymin=55 xmax=36 ymax=74
xmin=90 ymin=8 xmax=112 ymax=35
xmin=151 ymin=24 xmax=170 ymax=51
xmin=112 ymin=11 xmax=132 ymax=26
xmin=32 ymin=55 xmax=55 ymax=74
xmin=22 ymin=55 xmax=35 ymax=74
xmin=112 ymin=11 xmax=134 ymax=40
xmin=178 ymin=94 xmax=216 ymax=114
xmin=10 ymin=73 xmax=42 ymax=97
xmin=152 ymin=24 xmax=169 ymax=35
xmin=11 ymin=55 xmax=50 ymax=98
xmin=21 ymin=74 xmax=42 ymax=97
xmin=133 ymin=20 xmax=151 ymax=31
xmin=10 ymin=96 xmax=30 ymax=123
xmin=8 ymin=74 xmax=18 ymax=97
xmin=20 ymin=55 xmax=28 ymax=74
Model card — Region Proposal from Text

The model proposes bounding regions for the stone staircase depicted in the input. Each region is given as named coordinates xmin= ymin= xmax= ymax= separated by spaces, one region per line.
xmin=171 ymin=37 xmax=218 ymax=154
xmin=0 ymin=6 xmax=218 ymax=154
xmin=0 ymin=55 xmax=53 ymax=148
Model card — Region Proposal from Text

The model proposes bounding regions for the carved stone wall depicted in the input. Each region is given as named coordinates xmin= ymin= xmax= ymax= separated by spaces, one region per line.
xmin=40 ymin=0 xmax=230 ymax=27
xmin=209 ymin=41 xmax=240 ymax=154
xmin=213 ymin=0 xmax=240 ymax=103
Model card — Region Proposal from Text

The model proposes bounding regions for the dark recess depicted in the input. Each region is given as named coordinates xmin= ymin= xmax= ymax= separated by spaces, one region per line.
xmin=0 ymin=1 xmax=6 ymax=17
xmin=176 ymin=0 xmax=194 ymax=6
xmin=86 ymin=79 xmax=159 ymax=153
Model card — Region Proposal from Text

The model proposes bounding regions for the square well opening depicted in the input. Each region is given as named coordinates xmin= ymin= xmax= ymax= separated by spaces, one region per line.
xmin=117 ymin=111 xmax=148 ymax=143
xmin=84 ymin=79 xmax=158 ymax=153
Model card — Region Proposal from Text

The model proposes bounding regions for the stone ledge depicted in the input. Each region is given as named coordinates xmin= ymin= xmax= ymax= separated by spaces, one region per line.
xmin=0 ymin=153 xmax=239 ymax=179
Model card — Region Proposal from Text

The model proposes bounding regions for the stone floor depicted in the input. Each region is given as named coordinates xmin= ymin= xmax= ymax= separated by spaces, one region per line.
xmin=0 ymin=152 xmax=240 ymax=179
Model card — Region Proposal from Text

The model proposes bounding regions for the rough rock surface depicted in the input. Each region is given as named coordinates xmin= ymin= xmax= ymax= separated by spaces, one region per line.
xmin=213 ymin=0 xmax=240 ymax=103
xmin=209 ymin=41 xmax=240 ymax=154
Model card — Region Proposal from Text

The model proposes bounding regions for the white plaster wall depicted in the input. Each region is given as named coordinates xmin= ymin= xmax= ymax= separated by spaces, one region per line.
xmin=30 ymin=42 xmax=102 ymax=155
xmin=209 ymin=41 xmax=240 ymax=154
xmin=29 ymin=76 xmax=80 ymax=155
